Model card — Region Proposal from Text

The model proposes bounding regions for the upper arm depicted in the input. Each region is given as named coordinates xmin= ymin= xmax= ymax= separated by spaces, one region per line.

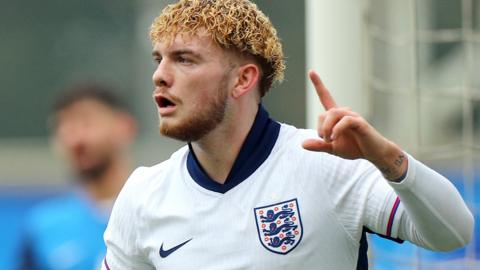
xmin=103 ymin=167 xmax=154 ymax=270
xmin=324 ymin=157 xmax=403 ymax=242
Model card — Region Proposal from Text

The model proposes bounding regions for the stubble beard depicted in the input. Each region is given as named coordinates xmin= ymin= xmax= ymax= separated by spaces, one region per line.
xmin=159 ymin=78 xmax=229 ymax=142
xmin=74 ymin=152 xmax=113 ymax=182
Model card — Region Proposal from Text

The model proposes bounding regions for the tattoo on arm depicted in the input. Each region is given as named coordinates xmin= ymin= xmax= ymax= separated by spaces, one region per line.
xmin=379 ymin=154 xmax=406 ymax=181
xmin=394 ymin=154 xmax=405 ymax=167
xmin=379 ymin=167 xmax=392 ymax=176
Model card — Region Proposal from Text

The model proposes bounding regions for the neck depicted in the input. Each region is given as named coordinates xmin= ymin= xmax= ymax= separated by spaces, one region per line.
xmin=190 ymin=102 xmax=259 ymax=184
xmin=83 ymin=155 xmax=130 ymax=202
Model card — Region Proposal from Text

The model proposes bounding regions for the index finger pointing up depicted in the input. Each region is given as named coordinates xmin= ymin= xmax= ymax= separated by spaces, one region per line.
xmin=308 ymin=70 xmax=337 ymax=110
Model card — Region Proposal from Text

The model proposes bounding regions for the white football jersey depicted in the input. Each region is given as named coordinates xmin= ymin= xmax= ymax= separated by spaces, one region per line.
xmin=103 ymin=106 xmax=411 ymax=270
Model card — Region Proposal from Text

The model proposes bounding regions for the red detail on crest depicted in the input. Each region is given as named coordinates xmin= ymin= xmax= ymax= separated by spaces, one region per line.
xmin=282 ymin=246 xmax=287 ymax=250
xmin=264 ymin=237 xmax=269 ymax=241
xmin=274 ymin=207 xmax=279 ymax=211
xmin=259 ymin=210 xmax=264 ymax=215
xmin=292 ymin=217 xmax=297 ymax=221
xmin=295 ymin=230 xmax=299 ymax=235
xmin=276 ymin=220 xmax=281 ymax=224
xmin=289 ymin=203 xmax=294 ymax=207
xmin=280 ymin=233 xmax=284 ymax=238
xmin=262 ymin=224 xmax=266 ymax=228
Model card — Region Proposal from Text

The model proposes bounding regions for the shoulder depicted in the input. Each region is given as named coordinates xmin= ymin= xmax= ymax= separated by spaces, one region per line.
xmin=25 ymin=193 xmax=83 ymax=229
xmin=127 ymin=145 xmax=187 ymax=185
xmin=22 ymin=192 xmax=105 ymax=249
xmin=278 ymin=123 xmax=372 ymax=166
xmin=277 ymin=123 xmax=317 ymax=142
xmin=112 ymin=145 xmax=189 ymax=213
xmin=274 ymin=123 xmax=316 ymax=154
xmin=275 ymin=123 xmax=375 ymax=187
xmin=104 ymin=146 xmax=188 ymax=261
xmin=274 ymin=123 xmax=328 ymax=164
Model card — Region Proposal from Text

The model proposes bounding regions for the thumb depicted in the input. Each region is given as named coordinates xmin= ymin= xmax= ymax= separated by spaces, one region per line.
xmin=302 ymin=139 xmax=333 ymax=153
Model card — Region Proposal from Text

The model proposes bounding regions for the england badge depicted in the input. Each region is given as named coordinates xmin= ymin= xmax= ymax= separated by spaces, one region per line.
xmin=254 ymin=198 xmax=303 ymax=254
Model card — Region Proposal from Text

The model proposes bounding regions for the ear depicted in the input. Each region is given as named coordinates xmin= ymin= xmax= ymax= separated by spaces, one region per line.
xmin=232 ymin=64 xmax=260 ymax=99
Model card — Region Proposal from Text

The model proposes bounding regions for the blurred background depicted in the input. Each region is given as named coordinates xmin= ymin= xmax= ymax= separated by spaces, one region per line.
xmin=0 ymin=0 xmax=477 ymax=269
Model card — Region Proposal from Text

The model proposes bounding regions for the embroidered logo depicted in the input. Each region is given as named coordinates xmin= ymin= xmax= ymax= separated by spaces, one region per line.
xmin=159 ymin=238 xmax=192 ymax=258
xmin=254 ymin=198 xmax=303 ymax=254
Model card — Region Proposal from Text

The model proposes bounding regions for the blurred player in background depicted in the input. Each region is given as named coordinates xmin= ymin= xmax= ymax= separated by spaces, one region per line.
xmin=18 ymin=84 xmax=137 ymax=270
xmin=103 ymin=0 xmax=474 ymax=269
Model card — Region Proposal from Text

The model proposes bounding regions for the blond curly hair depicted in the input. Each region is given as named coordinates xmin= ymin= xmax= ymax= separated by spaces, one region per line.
xmin=150 ymin=0 xmax=285 ymax=96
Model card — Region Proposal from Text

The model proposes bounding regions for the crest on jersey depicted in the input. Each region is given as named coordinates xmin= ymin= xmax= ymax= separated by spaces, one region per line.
xmin=254 ymin=198 xmax=303 ymax=254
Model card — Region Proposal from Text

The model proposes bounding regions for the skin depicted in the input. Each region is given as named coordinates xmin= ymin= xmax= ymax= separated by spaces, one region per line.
xmin=302 ymin=70 xmax=408 ymax=181
xmin=152 ymin=33 xmax=261 ymax=182
xmin=152 ymin=34 xmax=232 ymax=142
xmin=152 ymin=33 xmax=407 ymax=184
xmin=54 ymin=99 xmax=137 ymax=201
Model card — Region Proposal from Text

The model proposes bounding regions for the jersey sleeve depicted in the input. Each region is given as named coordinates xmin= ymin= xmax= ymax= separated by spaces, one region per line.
xmin=103 ymin=167 xmax=154 ymax=270
xmin=321 ymin=155 xmax=400 ymax=242
xmin=326 ymin=153 xmax=473 ymax=251
xmin=357 ymin=161 xmax=403 ymax=240
xmin=388 ymin=154 xmax=474 ymax=251
xmin=329 ymin=152 xmax=473 ymax=251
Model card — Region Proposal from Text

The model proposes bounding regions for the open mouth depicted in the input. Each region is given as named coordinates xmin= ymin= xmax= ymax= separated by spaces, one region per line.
xmin=154 ymin=95 xmax=177 ymax=116
xmin=155 ymin=96 xmax=176 ymax=108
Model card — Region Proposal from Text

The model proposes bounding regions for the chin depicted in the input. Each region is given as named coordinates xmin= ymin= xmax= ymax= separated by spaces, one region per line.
xmin=159 ymin=125 xmax=193 ymax=142
xmin=159 ymin=121 xmax=211 ymax=142
xmin=76 ymin=159 xmax=111 ymax=180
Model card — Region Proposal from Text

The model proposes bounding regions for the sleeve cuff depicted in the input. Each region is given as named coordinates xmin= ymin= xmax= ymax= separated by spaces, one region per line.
xmin=388 ymin=153 xmax=417 ymax=190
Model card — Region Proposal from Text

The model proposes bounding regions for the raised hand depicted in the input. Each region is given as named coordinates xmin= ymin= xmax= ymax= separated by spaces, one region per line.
xmin=302 ymin=70 xmax=408 ymax=181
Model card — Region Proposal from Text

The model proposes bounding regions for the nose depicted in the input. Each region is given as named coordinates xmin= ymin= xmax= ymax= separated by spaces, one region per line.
xmin=57 ymin=124 xmax=86 ymax=151
xmin=64 ymin=132 xmax=83 ymax=149
xmin=152 ymin=59 xmax=172 ymax=88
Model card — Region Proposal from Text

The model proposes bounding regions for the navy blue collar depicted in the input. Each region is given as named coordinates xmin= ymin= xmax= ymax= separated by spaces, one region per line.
xmin=187 ymin=104 xmax=280 ymax=194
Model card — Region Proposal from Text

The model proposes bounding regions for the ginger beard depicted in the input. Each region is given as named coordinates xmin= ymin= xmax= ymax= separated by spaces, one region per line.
xmin=158 ymin=74 xmax=229 ymax=142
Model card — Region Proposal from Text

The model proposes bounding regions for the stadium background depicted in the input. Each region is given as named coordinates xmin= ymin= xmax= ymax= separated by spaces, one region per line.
xmin=0 ymin=0 xmax=478 ymax=269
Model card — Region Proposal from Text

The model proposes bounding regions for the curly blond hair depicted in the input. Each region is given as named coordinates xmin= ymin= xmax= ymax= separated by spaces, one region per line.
xmin=150 ymin=0 xmax=285 ymax=96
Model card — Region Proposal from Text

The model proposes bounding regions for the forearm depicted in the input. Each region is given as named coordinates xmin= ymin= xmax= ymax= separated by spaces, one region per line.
xmin=389 ymin=154 xmax=474 ymax=251
xmin=368 ymin=140 xmax=408 ymax=182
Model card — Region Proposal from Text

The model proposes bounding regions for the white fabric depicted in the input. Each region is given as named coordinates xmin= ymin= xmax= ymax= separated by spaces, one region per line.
xmin=390 ymin=156 xmax=474 ymax=251
xmin=102 ymin=124 xmax=473 ymax=269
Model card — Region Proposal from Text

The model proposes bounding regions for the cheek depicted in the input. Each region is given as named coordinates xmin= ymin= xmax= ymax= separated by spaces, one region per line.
xmin=87 ymin=127 xmax=117 ymax=149
xmin=174 ymin=69 xmax=230 ymax=109
xmin=181 ymin=69 xmax=224 ymax=91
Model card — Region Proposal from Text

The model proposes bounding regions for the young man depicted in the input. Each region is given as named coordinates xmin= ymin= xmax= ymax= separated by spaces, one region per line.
xmin=20 ymin=85 xmax=137 ymax=270
xmin=103 ymin=1 xmax=474 ymax=269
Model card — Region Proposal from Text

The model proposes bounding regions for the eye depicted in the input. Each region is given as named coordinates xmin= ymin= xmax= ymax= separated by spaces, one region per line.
xmin=177 ymin=55 xmax=192 ymax=65
xmin=154 ymin=57 xmax=162 ymax=65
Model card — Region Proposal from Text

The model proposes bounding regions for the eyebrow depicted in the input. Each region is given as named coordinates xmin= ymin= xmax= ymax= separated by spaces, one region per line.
xmin=152 ymin=49 xmax=201 ymax=59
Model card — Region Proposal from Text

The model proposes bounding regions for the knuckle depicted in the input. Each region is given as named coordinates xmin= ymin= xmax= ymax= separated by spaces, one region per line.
xmin=323 ymin=126 xmax=331 ymax=136
xmin=318 ymin=114 xmax=326 ymax=122
xmin=344 ymin=115 xmax=357 ymax=124
xmin=344 ymin=115 xmax=354 ymax=121
xmin=318 ymin=129 xmax=324 ymax=138
xmin=330 ymin=107 xmax=341 ymax=114
xmin=331 ymin=107 xmax=351 ymax=117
